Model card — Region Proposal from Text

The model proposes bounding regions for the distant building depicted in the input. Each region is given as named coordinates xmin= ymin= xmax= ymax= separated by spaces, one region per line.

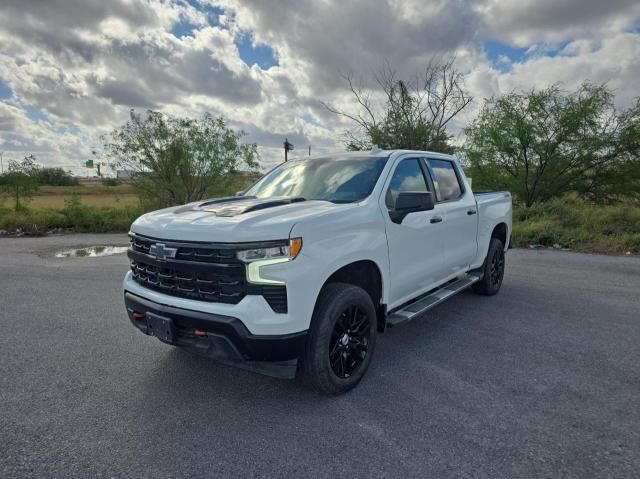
xmin=116 ymin=170 xmax=137 ymax=180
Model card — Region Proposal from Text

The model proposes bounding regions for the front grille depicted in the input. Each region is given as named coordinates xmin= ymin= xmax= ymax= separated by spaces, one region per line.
xmin=130 ymin=255 xmax=245 ymax=304
xmin=128 ymin=234 xmax=288 ymax=313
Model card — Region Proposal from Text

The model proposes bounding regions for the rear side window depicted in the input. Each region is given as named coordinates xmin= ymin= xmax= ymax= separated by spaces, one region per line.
xmin=427 ymin=159 xmax=463 ymax=201
xmin=386 ymin=159 xmax=429 ymax=207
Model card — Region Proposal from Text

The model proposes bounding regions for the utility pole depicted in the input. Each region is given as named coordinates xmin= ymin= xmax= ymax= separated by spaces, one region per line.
xmin=308 ymin=145 xmax=311 ymax=157
xmin=0 ymin=151 xmax=3 ymax=174
xmin=283 ymin=138 xmax=294 ymax=162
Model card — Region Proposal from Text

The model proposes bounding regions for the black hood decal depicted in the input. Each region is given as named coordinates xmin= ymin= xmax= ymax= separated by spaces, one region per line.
xmin=174 ymin=196 xmax=307 ymax=217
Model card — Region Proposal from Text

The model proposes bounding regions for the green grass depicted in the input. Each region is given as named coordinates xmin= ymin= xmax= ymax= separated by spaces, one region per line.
xmin=512 ymin=196 xmax=640 ymax=255
xmin=28 ymin=184 xmax=139 ymax=208
xmin=2 ymin=189 xmax=638 ymax=255
xmin=0 ymin=202 xmax=144 ymax=234
xmin=0 ymin=177 xmax=255 ymax=234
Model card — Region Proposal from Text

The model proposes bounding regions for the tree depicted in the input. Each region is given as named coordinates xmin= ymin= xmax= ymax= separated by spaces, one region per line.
xmin=0 ymin=154 xmax=40 ymax=209
xmin=103 ymin=110 xmax=259 ymax=207
xmin=463 ymin=83 xmax=640 ymax=207
xmin=323 ymin=57 xmax=472 ymax=152
xmin=8 ymin=154 xmax=40 ymax=174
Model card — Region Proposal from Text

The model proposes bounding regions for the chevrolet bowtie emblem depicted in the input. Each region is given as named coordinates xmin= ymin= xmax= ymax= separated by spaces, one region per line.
xmin=149 ymin=243 xmax=177 ymax=260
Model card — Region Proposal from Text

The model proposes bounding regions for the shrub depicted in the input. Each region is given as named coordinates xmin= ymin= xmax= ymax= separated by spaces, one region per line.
xmin=101 ymin=177 xmax=120 ymax=187
xmin=61 ymin=194 xmax=142 ymax=232
xmin=0 ymin=171 xmax=38 ymax=209
xmin=0 ymin=206 xmax=66 ymax=234
xmin=0 ymin=196 xmax=143 ymax=234
xmin=34 ymin=167 xmax=79 ymax=186
xmin=512 ymin=196 xmax=640 ymax=254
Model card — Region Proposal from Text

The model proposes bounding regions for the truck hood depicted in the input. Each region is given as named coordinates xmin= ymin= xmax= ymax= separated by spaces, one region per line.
xmin=130 ymin=196 xmax=354 ymax=242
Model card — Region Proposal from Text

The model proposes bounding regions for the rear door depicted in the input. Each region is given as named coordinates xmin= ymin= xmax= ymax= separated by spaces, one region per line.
xmin=384 ymin=157 xmax=448 ymax=307
xmin=425 ymin=158 xmax=478 ymax=274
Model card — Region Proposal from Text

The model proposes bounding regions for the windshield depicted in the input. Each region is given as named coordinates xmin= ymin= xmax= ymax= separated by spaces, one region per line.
xmin=244 ymin=155 xmax=388 ymax=203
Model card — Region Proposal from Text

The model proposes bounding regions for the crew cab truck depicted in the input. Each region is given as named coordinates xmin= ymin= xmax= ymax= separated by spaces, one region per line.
xmin=123 ymin=150 xmax=512 ymax=394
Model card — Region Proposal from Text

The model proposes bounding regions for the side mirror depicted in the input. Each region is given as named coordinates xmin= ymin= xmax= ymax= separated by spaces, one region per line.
xmin=235 ymin=190 xmax=245 ymax=197
xmin=390 ymin=191 xmax=434 ymax=224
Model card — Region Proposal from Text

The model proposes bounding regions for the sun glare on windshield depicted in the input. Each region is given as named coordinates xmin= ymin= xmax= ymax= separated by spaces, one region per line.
xmin=245 ymin=156 xmax=388 ymax=203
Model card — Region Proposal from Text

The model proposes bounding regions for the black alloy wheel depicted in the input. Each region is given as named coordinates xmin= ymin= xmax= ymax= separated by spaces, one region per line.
xmin=301 ymin=282 xmax=377 ymax=394
xmin=329 ymin=305 xmax=371 ymax=379
xmin=472 ymin=237 xmax=506 ymax=296
xmin=489 ymin=246 xmax=505 ymax=288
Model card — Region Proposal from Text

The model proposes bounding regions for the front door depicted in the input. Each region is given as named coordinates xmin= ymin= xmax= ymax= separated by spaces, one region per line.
xmin=384 ymin=158 xmax=447 ymax=308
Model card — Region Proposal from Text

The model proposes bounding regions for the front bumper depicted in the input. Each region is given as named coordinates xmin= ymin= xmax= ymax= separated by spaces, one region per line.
xmin=125 ymin=292 xmax=307 ymax=379
xmin=123 ymin=270 xmax=307 ymax=335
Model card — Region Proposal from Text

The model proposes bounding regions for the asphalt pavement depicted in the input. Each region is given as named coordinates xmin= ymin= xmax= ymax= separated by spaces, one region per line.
xmin=1 ymin=234 xmax=639 ymax=478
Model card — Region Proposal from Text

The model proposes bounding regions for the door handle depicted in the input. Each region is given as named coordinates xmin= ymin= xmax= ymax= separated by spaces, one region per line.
xmin=430 ymin=216 xmax=443 ymax=224
xmin=467 ymin=209 xmax=477 ymax=215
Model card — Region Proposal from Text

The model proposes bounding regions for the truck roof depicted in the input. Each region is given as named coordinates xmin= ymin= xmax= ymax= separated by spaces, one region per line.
xmin=306 ymin=149 xmax=459 ymax=162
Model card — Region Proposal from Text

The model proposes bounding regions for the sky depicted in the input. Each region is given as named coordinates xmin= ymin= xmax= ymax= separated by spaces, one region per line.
xmin=0 ymin=0 xmax=639 ymax=175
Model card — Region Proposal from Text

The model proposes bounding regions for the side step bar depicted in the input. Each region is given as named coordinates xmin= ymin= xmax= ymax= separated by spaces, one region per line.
xmin=386 ymin=273 xmax=481 ymax=327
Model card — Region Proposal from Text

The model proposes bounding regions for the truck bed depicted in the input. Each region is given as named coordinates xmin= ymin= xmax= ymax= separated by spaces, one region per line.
xmin=474 ymin=191 xmax=511 ymax=204
xmin=474 ymin=191 xmax=513 ymax=252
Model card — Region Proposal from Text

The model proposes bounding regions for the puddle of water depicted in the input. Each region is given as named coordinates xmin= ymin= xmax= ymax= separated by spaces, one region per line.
xmin=55 ymin=246 xmax=128 ymax=258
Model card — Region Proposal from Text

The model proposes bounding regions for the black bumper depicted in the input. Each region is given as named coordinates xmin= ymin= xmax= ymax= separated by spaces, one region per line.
xmin=124 ymin=292 xmax=307 ymax=378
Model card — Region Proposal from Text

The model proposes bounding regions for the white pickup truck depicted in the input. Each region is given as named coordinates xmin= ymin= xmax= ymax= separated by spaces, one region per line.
xmin=123 ymin=150 xmax=512 ymax=394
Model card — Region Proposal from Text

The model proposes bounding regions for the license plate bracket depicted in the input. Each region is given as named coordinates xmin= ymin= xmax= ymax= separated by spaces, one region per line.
xmin=146 ymin=313 xmax=175 ymax=344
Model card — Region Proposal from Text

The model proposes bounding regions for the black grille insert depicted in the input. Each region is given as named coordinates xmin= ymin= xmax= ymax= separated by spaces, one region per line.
xmin=128 ymin=234 xmax=288 ymax=313
xmin=130 ymin=253 xmax=245 ymax=304
xmin=262 ymin=286 xmax=288 ymax=314
xmin=131 ymin=236 xmax=238 ymax=264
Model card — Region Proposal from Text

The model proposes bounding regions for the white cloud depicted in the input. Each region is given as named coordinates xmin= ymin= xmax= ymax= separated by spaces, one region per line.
xmin=468 ymin=32 xmax=640 ymax=108
xmin=0 ymin=0 xmax=638 ymax=175
xmin=477 ymin=0 xmax=640 ymax=46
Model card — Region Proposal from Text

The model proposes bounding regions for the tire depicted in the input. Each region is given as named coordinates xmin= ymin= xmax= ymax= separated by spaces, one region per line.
xmin=472 ymin=237 xmax=505 ymax=296
xmin=301 ymin=282 xmax=377 ymax=395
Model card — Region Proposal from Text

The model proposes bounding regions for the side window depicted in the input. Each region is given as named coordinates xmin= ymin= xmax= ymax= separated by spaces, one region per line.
xmin=386 ymin=159 xmax=429 ymax=207
xmin=427 ymin=159 xmax=463 ymax=201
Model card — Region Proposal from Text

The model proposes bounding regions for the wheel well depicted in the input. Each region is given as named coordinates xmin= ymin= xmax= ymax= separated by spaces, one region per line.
xmin=492 ymin=222 xmax=507 ymax=247
xmin=323 ymin=260 xmax=385 ymax=332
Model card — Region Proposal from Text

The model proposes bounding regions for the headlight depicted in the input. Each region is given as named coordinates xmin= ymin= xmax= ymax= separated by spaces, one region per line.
xmin=238 ymin=238 xmax=303 ymax=285
xmin=237 ymin=238 xmax=302 ymax=263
